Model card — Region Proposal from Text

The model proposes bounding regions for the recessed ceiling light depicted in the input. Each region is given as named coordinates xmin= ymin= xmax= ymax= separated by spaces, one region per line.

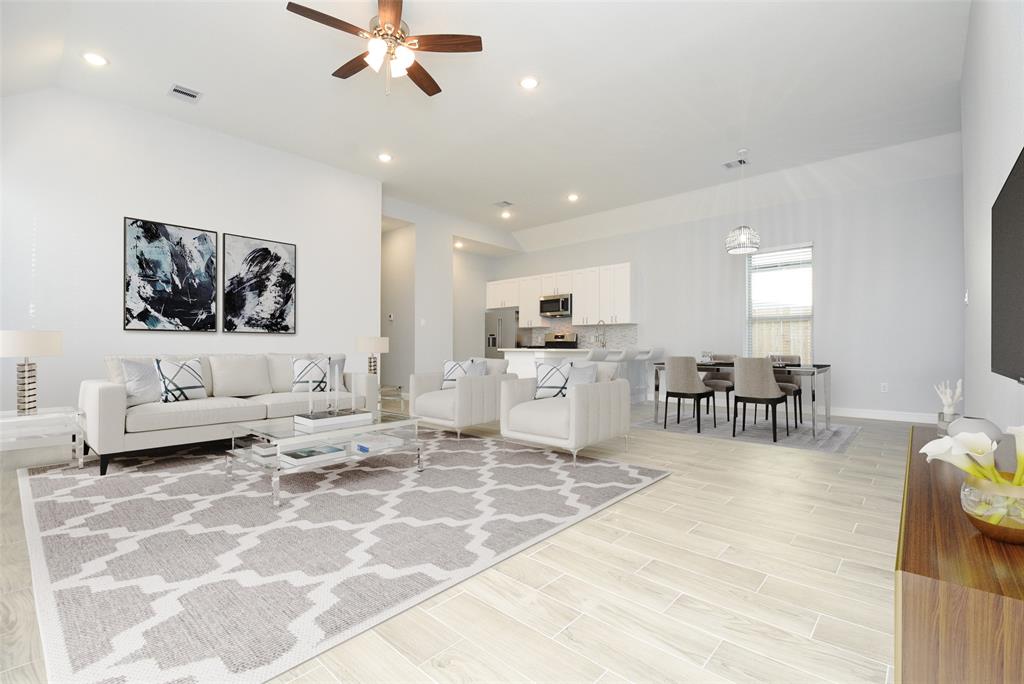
xmin=377 ymin=152 xmax=392 ymax=163
xmin=83 ymin=52 xmax=108 ymax=67
xmin=454 ymin=241 xmax=464 ymax=249
xmin=567 ymin=193 xmax=579 ymax=202
xmin=500 ymin=210 xmax=512 ymax=219
xmin=519 ymin=76 xmax=538 ymax=90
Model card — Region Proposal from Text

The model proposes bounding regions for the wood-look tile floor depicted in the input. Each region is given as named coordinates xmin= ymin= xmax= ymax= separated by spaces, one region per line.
xmin=0 ymin=404 xmax=909 ymax=683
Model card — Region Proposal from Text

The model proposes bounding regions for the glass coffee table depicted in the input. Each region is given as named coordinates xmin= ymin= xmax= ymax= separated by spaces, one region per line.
xmin=227 ymin=411 xmax=422 ymax=506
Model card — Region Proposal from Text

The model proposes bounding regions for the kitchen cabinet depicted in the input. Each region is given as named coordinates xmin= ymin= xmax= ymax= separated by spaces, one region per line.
xmin=571 ymin=268 xmax=600 ymax=325
xmin=486 ymin=279 xmax=519 ymax=309
xmin=517 ymin=276 xmax=548 ymax=328
xmin=599 ymin=263 xmax=632 ymax=324
xmin=541 ymin=271 xmax=573 ymax=296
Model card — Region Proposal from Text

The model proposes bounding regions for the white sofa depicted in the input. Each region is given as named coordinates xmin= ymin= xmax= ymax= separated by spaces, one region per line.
xmin=79 ymin=353 xmax=378 ymax=475
xmin=500 ymin=362 xmax=630 ymax=465
xmin=409 ymin=359 xmax=515 ymax=437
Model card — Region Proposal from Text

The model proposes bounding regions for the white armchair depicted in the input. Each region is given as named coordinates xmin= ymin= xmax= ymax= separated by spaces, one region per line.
xmin=409 ymin=359 xmax=515 ymax=437
xmin=500 ymin=362 xmax=631 ymax=465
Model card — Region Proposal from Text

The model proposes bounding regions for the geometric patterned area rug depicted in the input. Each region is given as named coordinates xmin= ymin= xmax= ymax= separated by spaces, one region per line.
xmin=18 ymin=430 xmax=667 ymax=684
xmin=634 ymin=410 xmax=860 ymax=454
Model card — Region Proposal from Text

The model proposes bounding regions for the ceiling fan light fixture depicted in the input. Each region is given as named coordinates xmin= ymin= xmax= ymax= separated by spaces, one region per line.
xmin=365 ymin=37 xmax=387 ymax=72
xmin=389 ymin=45 xmax=415 ymax=78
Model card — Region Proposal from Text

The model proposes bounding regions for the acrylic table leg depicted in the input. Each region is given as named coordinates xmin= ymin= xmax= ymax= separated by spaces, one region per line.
xmin=824 ymin=369 xmax=832 ymax=431
xmin=71 ymin=433 xmax=81 ymax=468
xmin=810 ymin=374 xmax=818 ymax=438
xmin=653 ymin=366 xmax=661 ymax=422
xmin=416 ymin=445 xmax=423 ymax=472
xmin=272 ymin=468 xmax=281 ymax=507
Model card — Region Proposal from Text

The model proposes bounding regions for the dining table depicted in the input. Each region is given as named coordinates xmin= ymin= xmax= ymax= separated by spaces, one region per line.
xmin=652 ymin=361 xmax=833 ymax=437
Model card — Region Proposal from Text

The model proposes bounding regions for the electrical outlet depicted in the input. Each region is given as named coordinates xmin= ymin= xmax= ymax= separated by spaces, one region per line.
xmin=880 ymin=382 xmax=889 ymax=393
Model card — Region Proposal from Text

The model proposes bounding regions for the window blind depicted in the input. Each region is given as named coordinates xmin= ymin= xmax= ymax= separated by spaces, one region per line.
xmin=745 ymin=246 xmax=813 ymax=362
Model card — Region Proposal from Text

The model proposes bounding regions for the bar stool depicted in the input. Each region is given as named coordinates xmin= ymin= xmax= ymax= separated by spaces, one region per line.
xmin=584 ymin=348 xmax=609 ymax=361
xmin=663 ymin=356 xmax=716 ymax=432
xmin=733 ymin=357 xmax=789 ymax=442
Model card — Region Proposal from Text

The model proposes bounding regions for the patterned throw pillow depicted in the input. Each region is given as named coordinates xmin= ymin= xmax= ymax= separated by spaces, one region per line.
xmin=155 ymin=358 xmax=208 ymax=403
xmin=120 ymin=359 xmax=162 ymax=407
xmin=293 ymin=357 xmax=329 ymax=392
xmin=441 ymin=359 xmax=485 ymax=390
xmin=535 ymin=359 xmax=571 ymax=399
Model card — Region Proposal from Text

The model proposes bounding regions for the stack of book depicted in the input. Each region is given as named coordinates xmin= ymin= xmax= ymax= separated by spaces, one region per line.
xmin=293 ymin=409 xmax=373 ymax=433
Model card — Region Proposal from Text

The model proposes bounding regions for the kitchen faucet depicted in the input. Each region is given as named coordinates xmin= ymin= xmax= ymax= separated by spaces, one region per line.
xmin=595 ymin=320 xmax=608 ymax=348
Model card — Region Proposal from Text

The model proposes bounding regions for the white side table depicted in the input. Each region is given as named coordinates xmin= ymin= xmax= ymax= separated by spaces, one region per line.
xmin=0 ymin=407 xmax=86 ymax=468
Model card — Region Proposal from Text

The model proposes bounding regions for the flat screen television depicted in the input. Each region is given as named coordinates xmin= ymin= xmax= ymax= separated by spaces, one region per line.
xmin=992 ymin=145 xmax=1024 ymax=384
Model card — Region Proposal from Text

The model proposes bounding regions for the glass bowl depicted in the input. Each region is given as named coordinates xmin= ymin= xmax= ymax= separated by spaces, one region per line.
xmin=960 ymin=473 xmax=1024 ymax=545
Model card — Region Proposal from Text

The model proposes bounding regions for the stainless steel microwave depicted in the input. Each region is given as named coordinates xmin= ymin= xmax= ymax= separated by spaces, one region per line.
xmin=539 ymin=294 xmax=572 ymax=318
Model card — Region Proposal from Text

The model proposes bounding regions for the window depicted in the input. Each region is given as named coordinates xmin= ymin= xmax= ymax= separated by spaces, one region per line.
xmin=746 ymin=246 xmax=813 ymax=361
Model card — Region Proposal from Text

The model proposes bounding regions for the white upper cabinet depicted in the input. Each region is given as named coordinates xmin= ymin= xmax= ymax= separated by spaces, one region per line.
xmin=487 ymin=263 xmax=630 ymax=326
xmin=571 ymin=268 xmax=600 ymax=326
xmin=517 ymin=276 xmax=548 ymax=328
xmin=486 ymin=279 xmax=519 ymax=309
xmin=541 ymin=271 xmax=573 ymax=296
xmin=599 ymin=263 xmax=632 ymax=324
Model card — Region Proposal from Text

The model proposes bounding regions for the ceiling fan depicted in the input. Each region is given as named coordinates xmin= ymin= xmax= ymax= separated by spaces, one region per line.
xmin=286 ymin=1 xmax=482 ymax=96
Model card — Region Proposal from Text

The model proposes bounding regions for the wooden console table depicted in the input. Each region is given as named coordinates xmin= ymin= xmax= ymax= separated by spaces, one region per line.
xmin=896 ymin=426 xmax=1024 ymax=683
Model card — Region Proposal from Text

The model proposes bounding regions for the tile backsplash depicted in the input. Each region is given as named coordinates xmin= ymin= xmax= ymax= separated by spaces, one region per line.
xmin=527 ymin=321 xmax=638 ymax=349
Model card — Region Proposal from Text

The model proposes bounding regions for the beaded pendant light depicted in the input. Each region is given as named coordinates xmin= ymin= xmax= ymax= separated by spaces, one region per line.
xmin=725 ymin=149 xmax=760 ymax=255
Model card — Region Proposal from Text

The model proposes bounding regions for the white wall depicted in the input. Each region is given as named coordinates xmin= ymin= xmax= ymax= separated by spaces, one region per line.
xmin=960 ymin=0 xmax=1024 ymax=429
xmin=380 ymin=225 xmax=415 ymax=390
xmin=381 ymin=196 xmax=520 ymax=373
xmin=493 ymin=135 xmax=965 ymax=419
xmin=452 ymin=250 xmax=492 ymax=360
xmin=1 ymin=88 xmax=383 ymax=409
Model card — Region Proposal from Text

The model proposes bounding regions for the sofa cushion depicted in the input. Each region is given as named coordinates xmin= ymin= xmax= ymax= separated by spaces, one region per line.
xmin=107 ymin=355 xmax=213 ymax=396
xmin=267 ymin=354 xmax=346 ymax=393
xmin=209 ymin=354 xmax=273 ymax=397
xmin=120 ymin=359 xmax=162 ymax=407
xmin=293 ymin=356 xmax=329 ymax=392
xmin=508 ymin=397 xmax=570 ymax=439
xmin=125 ymin=397 xmax=265 ymax=433
xmin=534 ymin=359 xmax=570 ymax=399
xmin=414 ymin=389 xmax=456 ymax=421
xmin=470 ymin=358 xmax=510 ymax=375
xmin=248 ymin=391 xmax=357 ymax=419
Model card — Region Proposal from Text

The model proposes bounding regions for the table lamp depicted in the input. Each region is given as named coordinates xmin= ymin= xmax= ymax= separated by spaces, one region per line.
xmin=356 ymin=336 xmax=389 ymax=375
xmin=1 ymin=330 xmax=63 ymax=414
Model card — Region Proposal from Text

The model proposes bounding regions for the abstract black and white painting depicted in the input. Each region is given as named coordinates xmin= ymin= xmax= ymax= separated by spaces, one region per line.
xmin=222 ymin=233 xmax=296 ymax=333
xmin=123 ymin=218 xmax=217 ymax=331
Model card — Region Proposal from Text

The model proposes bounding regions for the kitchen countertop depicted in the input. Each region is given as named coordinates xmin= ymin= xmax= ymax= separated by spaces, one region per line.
xmin=497 ymin=348 xmax=624 ymax=353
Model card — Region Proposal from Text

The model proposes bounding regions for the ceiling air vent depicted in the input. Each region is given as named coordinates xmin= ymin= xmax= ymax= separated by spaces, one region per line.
xmin=493 ymin=200 xmax=514 ymax=208
xmin=168 ymin=84 xmax=202 ymax=103
xmin=722 ymin=147 xmax=750 ymax=170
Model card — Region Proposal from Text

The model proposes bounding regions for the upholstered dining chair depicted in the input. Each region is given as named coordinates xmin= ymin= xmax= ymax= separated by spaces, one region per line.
xmin=770 ymin=354 xmax=804 ymax=426
xmin=663 ymin=356 xmax=716 ymax=433
xmin=733 ymin=357 xmax=789 ymax=442
xmin=703 ymin=353 xmax=736 ymax=422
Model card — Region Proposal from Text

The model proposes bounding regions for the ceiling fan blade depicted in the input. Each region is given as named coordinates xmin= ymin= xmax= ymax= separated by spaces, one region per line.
xmin=286 ymin=2 xmax=366 ymax=38
xmin=406 ymin=61 xmax=441 ymax=96
xmin=333 ymin=52 xmax=370 ymax=79
xmin=408 ymin=34 xmax=483 ymax=52
xmin=378 ymin=0 xmax=403 ymax=28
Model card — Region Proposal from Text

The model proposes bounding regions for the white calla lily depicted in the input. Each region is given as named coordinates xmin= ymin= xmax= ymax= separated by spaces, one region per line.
xmin=920 ymin=437 xmax=987 ymax=479
xmin=950 ymin=431 xmax=1004 ymax=482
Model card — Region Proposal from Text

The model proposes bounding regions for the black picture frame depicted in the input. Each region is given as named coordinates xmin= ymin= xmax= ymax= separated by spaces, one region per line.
xmin=221 ymin=233 xmax=297 ymax=334
xmin=123 ymin=217 xmax=218 ymax=332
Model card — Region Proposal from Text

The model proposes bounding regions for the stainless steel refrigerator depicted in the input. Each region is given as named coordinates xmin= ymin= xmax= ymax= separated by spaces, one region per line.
xmin=484 ymin=307 xmax=518 ymax=359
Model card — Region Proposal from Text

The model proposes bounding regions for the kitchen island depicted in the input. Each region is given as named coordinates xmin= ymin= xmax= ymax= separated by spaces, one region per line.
xmin=498 ymin=348 xmax=625 ymax=378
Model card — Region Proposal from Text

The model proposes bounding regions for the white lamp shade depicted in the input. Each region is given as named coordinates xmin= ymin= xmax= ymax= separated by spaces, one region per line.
xmin=356 ymin=336 xmax=390 ymax=354
xmin=0 ymin=330 xmax=63 ymax=358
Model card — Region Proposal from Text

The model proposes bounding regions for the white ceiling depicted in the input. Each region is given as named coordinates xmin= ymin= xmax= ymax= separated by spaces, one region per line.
xmin=2 ymin=1 xmax=970 ymax=232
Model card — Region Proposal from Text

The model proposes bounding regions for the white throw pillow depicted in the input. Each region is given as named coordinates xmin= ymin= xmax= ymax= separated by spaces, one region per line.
xmin=565 ymin=362 xmax=599 ymax=391
xmin=209 ymin=354 xmax=273 ymax=397
xmin=120 ymin=359 xmax=162 ymax=407
xmin=293 ymin=356 xmax=330 ymax=392
xmin=534 ymin=359 xmax=571 ymax=399
xmin=155 ymin=358 xmax=208 ymax=402
xmin=441 ymin=359 xmax=485 ymax=390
